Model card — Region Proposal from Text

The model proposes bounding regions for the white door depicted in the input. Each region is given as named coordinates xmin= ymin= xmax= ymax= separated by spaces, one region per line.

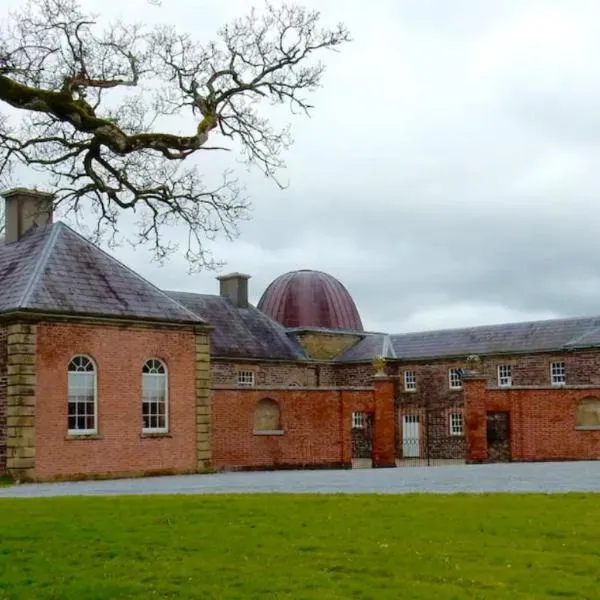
xmin=402 ymin=415 xmax=421 ymax=458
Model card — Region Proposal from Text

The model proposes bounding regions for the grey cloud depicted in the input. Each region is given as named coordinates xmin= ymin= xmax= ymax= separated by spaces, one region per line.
xmin=9 ymin=0 xmax=600 ymax=335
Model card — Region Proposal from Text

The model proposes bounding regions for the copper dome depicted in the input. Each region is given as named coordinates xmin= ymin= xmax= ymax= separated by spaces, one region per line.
xmin=258 ymin=270 xmax=363 ymax=331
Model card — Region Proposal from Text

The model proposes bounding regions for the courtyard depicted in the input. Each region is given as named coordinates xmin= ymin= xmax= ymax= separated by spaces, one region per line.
xmin=1 ymin=460 xmax=600 ymax=497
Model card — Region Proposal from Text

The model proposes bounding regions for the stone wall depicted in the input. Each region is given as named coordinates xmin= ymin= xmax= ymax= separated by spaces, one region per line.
xmin=295 ymin=332 xmax=362 ymax=360
xmin=211 ymin=360 xmax=318 ymax=387
xmin=0 ymin=324 xmax=7 ymax=474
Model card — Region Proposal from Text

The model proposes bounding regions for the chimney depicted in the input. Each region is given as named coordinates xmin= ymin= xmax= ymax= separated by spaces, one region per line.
xmin=3 ymin=188 xmax=54 ymax=244
xmin=217 ymin=272 xmax=251 ymax=308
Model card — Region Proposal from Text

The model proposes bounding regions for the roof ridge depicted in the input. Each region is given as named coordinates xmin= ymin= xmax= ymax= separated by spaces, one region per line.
xmin=390 ymin=313 xmax=600 ymax=338
xmin=58 ymin=223 xmax=203 ymax=323
xmin=18 ymin=224 xmax=62 ymax=309
xmin=382 ymin=334 xmax=396 ymax=358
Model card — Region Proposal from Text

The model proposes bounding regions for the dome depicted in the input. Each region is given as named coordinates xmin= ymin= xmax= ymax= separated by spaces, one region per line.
xmin=257 ymin=269 xmax=363 ymax=331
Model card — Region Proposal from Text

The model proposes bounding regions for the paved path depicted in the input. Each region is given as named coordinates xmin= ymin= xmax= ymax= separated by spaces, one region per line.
xmin=1 ymin=461 xmax=600 ymax=497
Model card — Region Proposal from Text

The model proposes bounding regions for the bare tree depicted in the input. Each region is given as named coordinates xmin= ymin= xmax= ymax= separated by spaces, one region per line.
xmin=0 ymin=0 xmax=350 ymax=268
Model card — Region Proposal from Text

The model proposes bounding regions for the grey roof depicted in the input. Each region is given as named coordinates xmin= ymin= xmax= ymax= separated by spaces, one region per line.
xmin=388 ymin=316 xmax=600 ymax=361
xmin=0 ymin=222 xmax=204 ymax=324
xmin=167 ymin=291 xmax=307 ymax=360
xmin=333 ymin=316 xmax=600 ymax=362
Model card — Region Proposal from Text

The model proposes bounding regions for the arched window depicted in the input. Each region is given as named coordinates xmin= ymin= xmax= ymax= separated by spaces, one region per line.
xmin=576 ymin=397 xmax=600 ymax=429
xmin=142 ymin=359 xmax=168 ymax=432
xmin=68 ymin=355 xmax=97 ymax=434
xmin=254 ymin=398 xmax=282 ymax=433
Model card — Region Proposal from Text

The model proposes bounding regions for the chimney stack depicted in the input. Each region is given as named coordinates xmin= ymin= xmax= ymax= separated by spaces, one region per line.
xmin=3 ymin=188 xmax=54 ymax=244
xmin=217 ymin=272 xmax=251 ymax=308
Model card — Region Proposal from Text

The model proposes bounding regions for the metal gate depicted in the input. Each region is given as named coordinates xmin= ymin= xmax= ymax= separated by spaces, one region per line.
xmin=351 ymin=411 xmax=373 ymax=467
xmin=398 ymin=404 xmax=466 ymax=467
xmin=486 ymin=411 xmax=511 ymax=462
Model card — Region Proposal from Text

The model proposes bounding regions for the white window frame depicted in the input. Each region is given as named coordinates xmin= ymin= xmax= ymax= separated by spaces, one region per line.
xmin=449 ymin=368 xmax=463 ymax=390
xmin=142 ymin=359 xmax=169 ymax=434
xmin=449 ymin=412 xmax=464 ymax=436
xmin=238 ymin=370 xmax=255 ymax=387
xmin=67 ymin=355 xmax=98 ymax=435
xmin=352 ymin=411 xmax=366 ymax=429
xmin=404 ymin=370 xmax=417 ymax=392
xmin=498 ymin=364 xmax=512 ymax=388
xmin=551 ymin=361 xmax=566 ymax=386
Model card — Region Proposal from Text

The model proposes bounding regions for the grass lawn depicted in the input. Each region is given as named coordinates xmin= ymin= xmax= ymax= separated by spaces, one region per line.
xmin=0 ymin=494 xmax=598 ymax=599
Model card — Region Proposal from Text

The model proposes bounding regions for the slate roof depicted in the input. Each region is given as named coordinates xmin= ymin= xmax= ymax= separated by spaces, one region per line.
xmin=167 ymin=291 xmax=306 ymax=360
xmin=0 ymin=222 xmax=204 ymax=324
xmin=335 ymin=316 xmax=600 ymax=362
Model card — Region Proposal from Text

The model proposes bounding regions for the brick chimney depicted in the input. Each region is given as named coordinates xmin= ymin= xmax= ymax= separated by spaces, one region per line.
xmin=3 ymin=188 xmax=54 ymax=244
xmin=217 ymin=272 xmax=251 ymax=308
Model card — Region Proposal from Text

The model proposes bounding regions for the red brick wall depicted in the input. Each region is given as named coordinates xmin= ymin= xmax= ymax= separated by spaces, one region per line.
xmin=211 ymin=387 xmax=386 ymax=469
xmin=0 ymin=324 xmax=6 ymax=475
xmin=212 ymin=361 xmax=318 ymax=387
xmin=464 ymin=379 xmax=600 ymax=462
xmin=34 ymin=321 xmax=198 ymax=480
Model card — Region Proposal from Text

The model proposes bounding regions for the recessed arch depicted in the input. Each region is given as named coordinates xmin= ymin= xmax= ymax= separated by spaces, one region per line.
xmin=254 ymin=398 xmax=282 ymax=433
xmin=576 ymin=397 xmax=600 ymax=429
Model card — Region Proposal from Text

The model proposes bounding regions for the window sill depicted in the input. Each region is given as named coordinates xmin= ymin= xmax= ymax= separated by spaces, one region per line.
xmin=141 ymin=432 xmax=172 ymax=438
xmin=65 ymin=433 xmax=103 ymax=441
xmin=575 ymin=426 xmax=600 ymax=431
xmin=253 ymin=430 xmax=284 ymax=436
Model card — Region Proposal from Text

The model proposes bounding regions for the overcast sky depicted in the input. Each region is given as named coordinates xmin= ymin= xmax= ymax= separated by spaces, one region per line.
xmin=6 ymin=0 xmax=600 ymax=334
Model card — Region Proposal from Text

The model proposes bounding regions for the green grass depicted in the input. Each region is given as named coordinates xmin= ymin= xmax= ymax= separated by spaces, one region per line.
xmin=0 ymin=494 xmax=599 ymax=599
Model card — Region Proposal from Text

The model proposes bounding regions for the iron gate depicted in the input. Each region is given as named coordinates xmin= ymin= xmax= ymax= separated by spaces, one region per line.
xmin=397 ymin=404 xmax=466 ymax=467
xmin=351 ymin=411 xmax=373 ymax=466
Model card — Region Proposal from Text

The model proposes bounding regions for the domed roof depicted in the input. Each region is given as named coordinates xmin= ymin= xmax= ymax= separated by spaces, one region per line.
xmin=257 ymin=269 xmax=363 ymax=331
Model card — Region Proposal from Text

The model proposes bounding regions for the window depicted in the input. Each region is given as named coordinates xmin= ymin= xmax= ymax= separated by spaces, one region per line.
xmin=142 ymin=359 xmax=168 ymax=432
xmin=404 ymin=370 xmax=417 ymax=392
xmin=254 ymin=398 xmax=282 ymax=433
xmin=498 ymin=365 xmax=512 ymax=387
xmin=68 ymin=355 xmax=97 ymax=434
xmin=352 ymin=412 xmax=367 ymax=429
xmin=551 ymin=361 xmax=566 ymax=386
xmin=449 ymin=368 xmax=463 ymax=390
xmin=238 ymin=370 xmax=255 ymax=387
xmin=576 ymin=397 xmax=600 ymax=429
xmin=449 ymin=412 xmax=464 ymax=436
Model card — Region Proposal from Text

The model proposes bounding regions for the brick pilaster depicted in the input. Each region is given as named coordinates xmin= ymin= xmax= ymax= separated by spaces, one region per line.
xmin=6 ymin=323 xmax=37 ymax=481
xmin=195 ymin=330 xmax=212 ymax=470
xmin=372 ymin=376 xmax=397 ymax=468
xmin=462 ymin=376 xmax=488 ymax=463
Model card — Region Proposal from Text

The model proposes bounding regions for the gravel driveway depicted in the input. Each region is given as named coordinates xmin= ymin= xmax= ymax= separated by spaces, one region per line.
xmin=1 ymin=461 xmax=599 ymax=497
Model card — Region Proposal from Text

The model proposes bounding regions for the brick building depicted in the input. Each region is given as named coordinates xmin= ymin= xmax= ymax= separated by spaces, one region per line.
xmin=1 ymin=188 xmax=600 ymax=481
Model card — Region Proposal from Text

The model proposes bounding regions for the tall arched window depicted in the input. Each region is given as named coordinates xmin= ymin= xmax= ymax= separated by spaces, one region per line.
xmin=68 ymin=355 xmax=97 ymax=434
xmin=142 ymin=359 xmax=168 ymax=433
